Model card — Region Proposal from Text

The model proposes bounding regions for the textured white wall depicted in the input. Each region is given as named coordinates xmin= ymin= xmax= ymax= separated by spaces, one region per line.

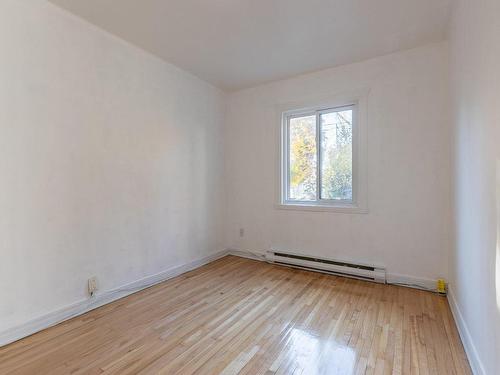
xmin=225 ymin=43 xmax=451 ymax=283
xmin=0 ymin=0 xmax=226 ymax=332
xmin=449 ymin=0 xmax=500 ymax=373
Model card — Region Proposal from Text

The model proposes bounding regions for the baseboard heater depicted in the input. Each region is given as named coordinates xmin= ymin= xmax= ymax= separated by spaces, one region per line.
xmin=265 ymin=251 xmax=386 ymax=284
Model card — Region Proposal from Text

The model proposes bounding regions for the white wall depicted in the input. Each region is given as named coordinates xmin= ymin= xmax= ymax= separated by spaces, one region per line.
xmin=0 ymin=0 xmax=226 ymax=333
xmin=225 ymin=43 xmax=451 ymax=284
xmin=449 ymin=0 xmax=500 ymax=373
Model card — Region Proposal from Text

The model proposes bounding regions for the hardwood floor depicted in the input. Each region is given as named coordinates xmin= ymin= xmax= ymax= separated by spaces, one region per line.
xmin=0 ymin=256 xmax=471 ymax=374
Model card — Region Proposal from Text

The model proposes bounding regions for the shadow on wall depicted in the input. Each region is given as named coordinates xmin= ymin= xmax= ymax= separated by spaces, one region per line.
xmin=497 ymin=160 xmax=500 ymax=310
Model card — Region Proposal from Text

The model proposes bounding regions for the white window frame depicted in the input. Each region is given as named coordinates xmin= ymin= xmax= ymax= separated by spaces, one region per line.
xmin=277 ymin=91 xmax=368 ymax=213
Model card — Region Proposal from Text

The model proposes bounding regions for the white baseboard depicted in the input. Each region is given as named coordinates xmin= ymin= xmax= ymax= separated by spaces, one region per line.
xmin=228 ymin=249 xmax=438 ymax=291
xmin=0 ymin=249 xmax=229 ymax=347
xmin=447 ymin=287 xmax=485 ymax=375
xmin=227 ymin=248 xmax=266 ymax=261
xmin=3 ymin=247 xmax=466 ymax=366
xmin=386 ymin=273 xmax=437 ymax=291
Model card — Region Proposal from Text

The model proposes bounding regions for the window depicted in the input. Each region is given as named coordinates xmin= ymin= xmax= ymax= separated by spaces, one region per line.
xmin=281 ymin=103 xmax=362 ymax=210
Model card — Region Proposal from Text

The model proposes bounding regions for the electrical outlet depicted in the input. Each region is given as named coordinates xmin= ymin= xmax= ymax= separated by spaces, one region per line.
xmin=239 ymin=228 xmax=244 ymax=237
xmin=88 ymin=277 xmax=98 ymax=297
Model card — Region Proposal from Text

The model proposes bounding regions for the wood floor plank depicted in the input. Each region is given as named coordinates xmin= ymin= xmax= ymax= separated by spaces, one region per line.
xmin=0 ymin=256 xmax=472 ymax=375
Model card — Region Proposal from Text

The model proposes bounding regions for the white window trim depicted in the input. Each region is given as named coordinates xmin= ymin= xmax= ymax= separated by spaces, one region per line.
xmin=275 ymin=90 xmax=369 ymax=213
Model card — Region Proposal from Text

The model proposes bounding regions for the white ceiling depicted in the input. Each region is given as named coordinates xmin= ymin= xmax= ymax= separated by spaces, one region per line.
xmin=48 ymin=0 xmax=452 ymax=91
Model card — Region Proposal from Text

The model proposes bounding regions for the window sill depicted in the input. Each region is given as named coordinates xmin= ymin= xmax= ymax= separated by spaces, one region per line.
xmin=275 ymin=203 xmax=368 ymax=214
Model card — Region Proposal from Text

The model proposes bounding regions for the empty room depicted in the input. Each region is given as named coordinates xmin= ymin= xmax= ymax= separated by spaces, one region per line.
xmin=1 ymin=0 xmax=499 ymax=374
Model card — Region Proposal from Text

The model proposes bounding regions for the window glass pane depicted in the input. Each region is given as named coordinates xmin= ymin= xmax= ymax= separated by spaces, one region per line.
xmin=320 ymin=109 xmax=353 ymax=200
xmin=288 ymin=115 xmax=317 ymax=201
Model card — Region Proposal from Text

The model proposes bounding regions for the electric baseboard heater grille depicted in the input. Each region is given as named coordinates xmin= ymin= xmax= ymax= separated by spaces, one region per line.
xmin=265 ymin=251 xmax=386 ymax=284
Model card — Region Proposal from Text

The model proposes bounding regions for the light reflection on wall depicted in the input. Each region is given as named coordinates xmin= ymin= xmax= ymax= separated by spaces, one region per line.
xmin=287 ymin=328 xmax=356 ymax=375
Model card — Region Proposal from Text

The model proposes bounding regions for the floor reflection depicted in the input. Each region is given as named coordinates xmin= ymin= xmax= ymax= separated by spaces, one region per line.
xmin=286 ymin=327 xmax=356 ymax=375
